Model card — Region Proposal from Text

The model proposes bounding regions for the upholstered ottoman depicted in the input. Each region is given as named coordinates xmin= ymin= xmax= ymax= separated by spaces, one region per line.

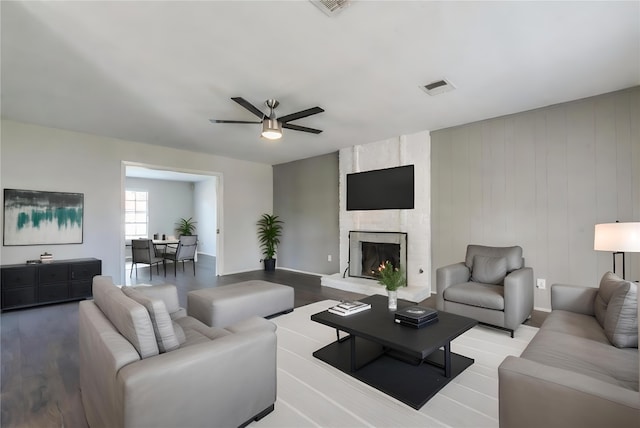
xmin=187 ymin=280 xmax=294 ymax=328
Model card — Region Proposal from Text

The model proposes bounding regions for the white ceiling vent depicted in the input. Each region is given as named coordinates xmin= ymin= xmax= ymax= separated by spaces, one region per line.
xmin=421 ymin=79 xmax=456 ymax=96
xmin=310 ymin=0 xmax=351 ymax=17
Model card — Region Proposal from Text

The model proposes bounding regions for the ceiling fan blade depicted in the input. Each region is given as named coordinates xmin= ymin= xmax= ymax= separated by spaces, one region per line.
xmin=210 ymin=119 xmax=261 ymax=124
xmin=231 ymin=97 xmax=264 ymax=119
xmin=278 ymin=106 xmax=324 ymax=123
xmin=282 ymin=123 xmax=323 ymax=134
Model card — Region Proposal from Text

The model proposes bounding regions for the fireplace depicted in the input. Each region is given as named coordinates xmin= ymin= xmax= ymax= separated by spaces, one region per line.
xmin=349 ymin=231 xmax=407 ymax=280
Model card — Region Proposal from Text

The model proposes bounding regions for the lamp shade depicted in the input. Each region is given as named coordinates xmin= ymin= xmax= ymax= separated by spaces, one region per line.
xmin=594 ymin=222 xmax=640 ymax=252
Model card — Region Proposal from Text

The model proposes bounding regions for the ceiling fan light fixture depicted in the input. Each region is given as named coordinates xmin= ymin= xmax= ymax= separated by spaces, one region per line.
xmin=261 ymin=118 xmax=282 ymax=140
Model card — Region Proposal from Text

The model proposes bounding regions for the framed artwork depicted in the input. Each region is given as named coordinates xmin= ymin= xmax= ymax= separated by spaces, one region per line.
xmin=3 ymin=189 xmax=84 ymax=246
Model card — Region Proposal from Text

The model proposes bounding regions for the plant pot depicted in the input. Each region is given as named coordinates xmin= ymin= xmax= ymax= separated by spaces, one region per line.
xmin=264 ymin=258 xmax=276 ymax=271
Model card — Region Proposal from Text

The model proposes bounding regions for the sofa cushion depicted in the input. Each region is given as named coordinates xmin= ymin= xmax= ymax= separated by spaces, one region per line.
xmin=443 ymin=282 xmax=504 ymax=310
xmin=173 ymin=321 xmax=187 ymax=345
xmin=122 ymin=286 xmax=180 ymax=353
xmin=129 ymin=283 xmax=181 ymax=314
xmin=92 ymin=276 xmax=159 ymax=359
xmin=173 ymin=316 xmax=231 ymax=348
xmin=595 ymin=272 xmax=623 ymax=326
xmin=470 ymin=255 xmax=507 ymax=285
xmin=541 ymin=310 xmax=610 ymax=345
xmin=521 ymin=329 xmax=639 ymax=391
xmin=465 ymin=245 xmax=523 ymax=272
xmin=603 ymin=281 xmax=638 ymax=348
xmin=594 ymin=272 xmax=638 ymax=348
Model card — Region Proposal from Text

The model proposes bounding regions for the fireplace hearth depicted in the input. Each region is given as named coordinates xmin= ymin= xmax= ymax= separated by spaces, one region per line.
xmin=349 ymin=231 xmax=407 ymax=281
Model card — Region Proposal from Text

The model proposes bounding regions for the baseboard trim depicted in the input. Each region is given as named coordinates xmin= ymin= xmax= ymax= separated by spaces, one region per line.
xmin=277 ymin=267 xmax=326 ymax=277
xmin=220 ymin=268 xmax=262 ymax=276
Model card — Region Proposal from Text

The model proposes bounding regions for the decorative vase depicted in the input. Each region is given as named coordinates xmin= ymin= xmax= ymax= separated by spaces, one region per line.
xmin=387 ymin=289 xmax=398 ymax=310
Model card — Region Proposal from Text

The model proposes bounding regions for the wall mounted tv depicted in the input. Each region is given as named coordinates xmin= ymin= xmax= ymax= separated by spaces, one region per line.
xmin=346 ymin=165 xmax=414 ymax=211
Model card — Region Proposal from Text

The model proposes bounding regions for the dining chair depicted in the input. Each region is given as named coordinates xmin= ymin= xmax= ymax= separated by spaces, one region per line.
xmin=163 ymin=235 xmax=198 ymax=276
xmin=130 ymin=239 xmax=165 ymax=279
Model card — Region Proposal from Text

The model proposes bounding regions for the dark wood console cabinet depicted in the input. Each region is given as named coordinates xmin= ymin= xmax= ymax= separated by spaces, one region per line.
xmin=1 ymin=258 xmax=101 ymax=310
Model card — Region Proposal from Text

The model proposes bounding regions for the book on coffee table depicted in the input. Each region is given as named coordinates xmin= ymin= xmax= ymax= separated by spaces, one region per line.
xmin=328 ymin=300 xmax=371 ymax=316
xmin=394 ymin=316 xmax=439 ymax=329
xmin=394 ymin=306 xmax=438 ymax=325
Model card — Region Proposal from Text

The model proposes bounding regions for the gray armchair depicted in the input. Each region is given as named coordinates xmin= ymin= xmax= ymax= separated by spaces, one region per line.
xmin=436 ymin=245 xmax=534 ymax=337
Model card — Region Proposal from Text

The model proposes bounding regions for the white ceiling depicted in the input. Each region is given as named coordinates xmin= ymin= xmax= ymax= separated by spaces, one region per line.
xmin=2 ymin=1 xmax=639 ymax=166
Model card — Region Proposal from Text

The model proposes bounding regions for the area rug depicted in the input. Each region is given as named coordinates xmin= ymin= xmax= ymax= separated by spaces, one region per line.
xmin=253 ymin=300 xmax=538 ymax=428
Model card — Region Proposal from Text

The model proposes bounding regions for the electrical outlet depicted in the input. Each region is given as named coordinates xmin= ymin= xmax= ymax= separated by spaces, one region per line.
xmin=536 ymin=278 xmax=546 ymax=289
xmin=327 ymin=254 xmax=332 ymax=262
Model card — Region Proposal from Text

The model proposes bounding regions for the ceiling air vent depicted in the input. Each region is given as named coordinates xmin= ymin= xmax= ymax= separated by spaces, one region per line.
xmin=421 ymin=78 xmax=456 ymax=96
xmin=310 ymin=0 xmax=351 ymax=17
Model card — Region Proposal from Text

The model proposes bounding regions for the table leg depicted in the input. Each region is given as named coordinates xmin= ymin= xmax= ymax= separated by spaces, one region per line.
xmin=350 ymin=336 xmax=356 ymax=372
xmin=444 ymin=343 xmax=451 ymax=378
xmin=336 ymin=329 xmax=350 ymax=343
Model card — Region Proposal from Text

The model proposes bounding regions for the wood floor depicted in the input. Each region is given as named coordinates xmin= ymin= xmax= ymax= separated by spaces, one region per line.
xmin=1 ymin=255 xmax=547 ymax=427
xmin=257 ymin=301 xmax=539 ymax=428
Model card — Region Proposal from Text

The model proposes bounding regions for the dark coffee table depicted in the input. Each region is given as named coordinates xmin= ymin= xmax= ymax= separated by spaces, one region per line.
xmin=310 ymin=294 xmax=477 ymax=409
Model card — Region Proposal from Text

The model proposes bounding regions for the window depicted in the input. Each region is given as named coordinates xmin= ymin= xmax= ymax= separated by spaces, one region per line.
xmin=125 ymin=190 xmax=148 ymax=240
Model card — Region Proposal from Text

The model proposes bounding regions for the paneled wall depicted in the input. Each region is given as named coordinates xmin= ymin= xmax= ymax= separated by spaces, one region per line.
xmin=431 ymin=87 xmax=639 ymax=310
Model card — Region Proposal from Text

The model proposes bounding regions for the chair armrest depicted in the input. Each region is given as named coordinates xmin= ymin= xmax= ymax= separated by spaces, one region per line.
xmin=436 ymin=262 xmax=470 ymax=310
xmin=118 ymin=329 xmax=276 ymax=428
xmin=551 ymin=284 xmax=597 ymax=315
xmin=503 ymin=267 xmax=534 ymax=329
xmin=499 ymin=356 xmax=640 ymax=428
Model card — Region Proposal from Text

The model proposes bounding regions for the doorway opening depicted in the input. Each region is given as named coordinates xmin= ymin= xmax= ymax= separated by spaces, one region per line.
xmin=121 ymin=162 xmax=223 ymax=284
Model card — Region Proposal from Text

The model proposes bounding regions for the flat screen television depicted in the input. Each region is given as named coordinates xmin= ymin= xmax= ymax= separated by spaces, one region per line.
xmin=346 ymin=165 xmax=414 ymax=210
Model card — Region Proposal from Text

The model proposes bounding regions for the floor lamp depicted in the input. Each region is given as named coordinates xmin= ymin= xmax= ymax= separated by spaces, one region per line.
xmin=594 ymin=222 xmax=640 ymax=280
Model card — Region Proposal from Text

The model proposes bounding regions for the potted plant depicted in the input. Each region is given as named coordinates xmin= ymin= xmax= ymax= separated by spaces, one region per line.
xmin=376 ymin=260 xmax=407 ymax=310
xmin=257 ymin=213 xmax=283 ymax=271
xmin=175 ymin=217 xmax=197 ymax=236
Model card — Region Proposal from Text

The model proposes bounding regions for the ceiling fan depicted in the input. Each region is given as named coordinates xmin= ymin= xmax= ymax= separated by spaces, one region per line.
xmin=210 ymin=97 xmax=324 ymax=140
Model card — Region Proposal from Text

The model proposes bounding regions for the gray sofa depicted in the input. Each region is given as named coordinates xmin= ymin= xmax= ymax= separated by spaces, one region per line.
xmin=79 ymin=276 xmax=277 ymax=428
xmin=436 ymin=245 xmax=534 ymax=337
xmin=499 ymin=272 xmax=639 ymax=428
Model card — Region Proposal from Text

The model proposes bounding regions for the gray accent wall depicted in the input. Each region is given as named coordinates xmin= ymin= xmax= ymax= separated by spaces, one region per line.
xmin=431 ymin=87 xmax=640 ymax=310
xmin=273 ymin=152 xmax=340 ymax=274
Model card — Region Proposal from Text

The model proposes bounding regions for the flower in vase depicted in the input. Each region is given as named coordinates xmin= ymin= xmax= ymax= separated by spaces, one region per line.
xmin=376 ymin=260 xmax=407 ymax=291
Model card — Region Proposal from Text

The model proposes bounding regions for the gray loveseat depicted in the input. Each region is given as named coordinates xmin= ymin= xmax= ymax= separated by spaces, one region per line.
xmin=79 ymin=276 xmax=277 ymax=427
xmin=499 ymin=272 xmax=639 ymax=428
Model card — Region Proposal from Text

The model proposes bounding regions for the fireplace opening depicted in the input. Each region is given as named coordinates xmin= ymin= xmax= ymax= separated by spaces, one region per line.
xmin=348 ymin=231 xmax=407 ymax=281
xmin=361 ymin=241 xmax=400 ymax=279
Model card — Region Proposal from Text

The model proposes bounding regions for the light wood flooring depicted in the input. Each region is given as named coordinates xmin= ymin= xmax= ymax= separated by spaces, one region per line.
xmin=256 ymin=301 xmax=539 ymax=427
xmin=1 ymin=255 xmax=546 ymax=427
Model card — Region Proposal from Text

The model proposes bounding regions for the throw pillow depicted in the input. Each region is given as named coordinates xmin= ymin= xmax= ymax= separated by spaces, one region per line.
xmin=122 ymin=286 xmax=181 ymax=353
xmin=594 ymin=272 xmax=628 ymax=327
xmin=603 ymin=279 xmax=638 ymax=348
xmin=470 ymin=255 xmax=508 ymax=285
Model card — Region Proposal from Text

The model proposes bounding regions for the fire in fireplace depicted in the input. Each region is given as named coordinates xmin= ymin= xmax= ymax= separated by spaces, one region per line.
xmin=361 ymin=241 xmax=401 ymax=279
xmin=348 ymin=231 xmax=407 ymax=280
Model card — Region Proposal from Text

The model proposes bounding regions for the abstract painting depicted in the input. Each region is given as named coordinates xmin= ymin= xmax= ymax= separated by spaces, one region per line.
xmin=3 ymin=189 xmax=84 ymax=245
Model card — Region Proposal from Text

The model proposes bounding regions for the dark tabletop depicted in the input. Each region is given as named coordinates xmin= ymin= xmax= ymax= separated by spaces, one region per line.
xmin=311 ymin=294 xmax=477 ymax=360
